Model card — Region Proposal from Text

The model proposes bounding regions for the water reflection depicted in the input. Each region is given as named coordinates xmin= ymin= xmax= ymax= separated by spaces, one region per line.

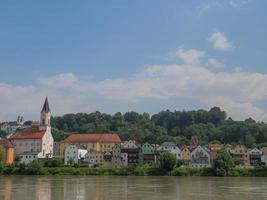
xmin=0 ymin=176 xmax=267 ymax=200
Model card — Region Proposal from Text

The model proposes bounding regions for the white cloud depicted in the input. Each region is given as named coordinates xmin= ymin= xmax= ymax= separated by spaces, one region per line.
xmin=208 ymin=31 xmax=234 ymax=51
xmin=207 ymin=58 xmax=226 ymax=69
xmin=175 ymin=48 xmax=205 ymax=65
xmin=37 ymin=73 xmax=78 ymax=88
xmin=229 ymin=0 xmax=252 ymax=7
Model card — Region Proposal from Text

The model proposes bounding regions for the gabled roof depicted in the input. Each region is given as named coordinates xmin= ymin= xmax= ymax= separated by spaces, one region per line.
xmin=41 ymin=97 xmax=50 ymax=113
xmin=0 ymin=139 xmax=14 ymax=148
xmin=62 ymin=133 xmax=121 ymax=143
xmin=9 ymin=127 xmax=45 ymax=140
xmin=161 ymin=142 xmax=177 ymax=147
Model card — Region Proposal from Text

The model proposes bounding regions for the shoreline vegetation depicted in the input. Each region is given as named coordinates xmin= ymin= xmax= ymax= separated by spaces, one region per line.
xmin=1 ymin=165 xmax=267 ymax=177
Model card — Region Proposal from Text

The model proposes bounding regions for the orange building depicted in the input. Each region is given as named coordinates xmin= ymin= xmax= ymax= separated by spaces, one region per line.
xmin=0 ymin=139 xmax=15 ymax=165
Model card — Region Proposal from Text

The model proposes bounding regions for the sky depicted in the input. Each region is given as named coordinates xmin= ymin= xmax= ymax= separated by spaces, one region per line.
xmin=0 ymin=0 xmax=267 ymax=122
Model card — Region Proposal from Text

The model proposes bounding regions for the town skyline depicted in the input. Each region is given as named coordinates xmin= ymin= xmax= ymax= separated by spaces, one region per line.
xmin=0 ymin=1 xmax=267 ymax=122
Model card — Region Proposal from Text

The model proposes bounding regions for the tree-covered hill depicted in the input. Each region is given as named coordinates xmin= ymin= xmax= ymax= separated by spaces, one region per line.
xmin=51 ymin=107 xmax=267 ymax=148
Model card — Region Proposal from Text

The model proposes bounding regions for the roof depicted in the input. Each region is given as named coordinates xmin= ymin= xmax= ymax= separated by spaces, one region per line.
xmin=9 ymin=127 xmax=45 ymax=140
xmin=261 ymin=147 xmax=267 ymax=154
xmin=19 ymin=151 xmax=39 ymax=155
xmin=41 ymin=97 xmax=50 ymax=113
xmin=62 ymin=133 xmax=121 ymax=143
xmin=161 ymin=142 xmax=177 ymax=147
xmin=0 ymin=139 xmax=14 ymax=148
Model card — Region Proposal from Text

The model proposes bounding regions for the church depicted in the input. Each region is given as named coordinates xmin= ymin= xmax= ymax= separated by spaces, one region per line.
xmin=10 ymin=98 xmax=54 ymax=164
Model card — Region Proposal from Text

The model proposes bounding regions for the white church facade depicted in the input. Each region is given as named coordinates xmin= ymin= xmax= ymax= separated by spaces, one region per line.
xmin=10 ymin=98 xmax=54 ymax=163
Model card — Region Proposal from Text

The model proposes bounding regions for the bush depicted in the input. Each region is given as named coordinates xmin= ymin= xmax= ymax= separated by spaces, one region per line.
xmin=158 ymin=152 xmax=177 ymax=174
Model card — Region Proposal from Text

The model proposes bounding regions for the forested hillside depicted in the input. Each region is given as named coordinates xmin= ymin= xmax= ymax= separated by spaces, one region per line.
xmin=51 ymin=107 xmax=267 ymax=147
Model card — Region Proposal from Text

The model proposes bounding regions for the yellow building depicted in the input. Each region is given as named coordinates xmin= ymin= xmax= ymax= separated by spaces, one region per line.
xmin=231 ymin=144 xmax=250 ymax=166
xmin=0 ymin=139 xmax=14 ymax=165
xmin=59 ymin=133 xmax=121 ymax=157
xmin=181 ymin=146 xmax=191 ymax=161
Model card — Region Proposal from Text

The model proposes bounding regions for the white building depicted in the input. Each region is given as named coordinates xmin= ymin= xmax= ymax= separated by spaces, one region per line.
xmin=190 ymin=145 xmax=210 ymax=168
xmin=10 ymin=98 xmax=54 ymax=162
xmin=84 ymin=151 xmax=96 ymax=167
xmin=19 ymin=152 xmax=39 ymax=165
xmin=157 ymin=142 xmax=181 ymax=159
xmin=64 ymin=144 xmax=87 ymax=165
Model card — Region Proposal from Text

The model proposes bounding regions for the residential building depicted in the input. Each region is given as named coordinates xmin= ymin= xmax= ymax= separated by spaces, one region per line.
xmin=111 ymin=144 xmax=122 ymax=168
xmin=64 ymin=144 xmax=87 ymax=165
xmin=157 ymin=142 xmax=181 ymax=159
xmin=0 ymin=116 xmax=24 ymax=135
xmin=19 ymin=152 xmax=39 ymax=164
xmin=190 ymin=145 xmax=210 ymax=168
xmin=249 ymin=148 xmax=262 ymax=166
xmin=9 ymin=98 xmax=54 ymax=161
xmin=53 ymin=141 xmax=61 ymax=157
xmin=209 ymin=144 xmax=223 ymax=166
xmin=60 ymin=133 xmax=121 ymax=157
xmin=0 ymin=139 xmax=14 ymax=165
xmin=261 ymin=147 xmax=267 ymax=165
xmin=180 ymin=146 xmax=191 ymax=163
xmin=231 ymin=145 xmax=250 ymax=166
xmin=141 ymin=142 xmax=158 ymax=164
xmin=84 ymin=151 xmax=96 ymax=167
xmin=121 ymin=140 xmax=140 ymax=166
xmin=103 ymin=152 xmax=113 ymax=167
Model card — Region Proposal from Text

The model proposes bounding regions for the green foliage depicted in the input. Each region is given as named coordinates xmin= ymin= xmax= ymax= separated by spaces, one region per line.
xmin=0 ymin=130 xmax=8 ymax=138
xmin=159 ymin=152 xmax=177 ymax=173
xmin=213 ymin=148 xmax=235 ymax=176
xmin=43 ymin=157 xmax=64 ymax=167
xmin=50 ymin=107 xmax=267 ymax=145
xmin=14 ymin=155 xmax=21 ymax=167
xmin=0 ymin=145 xmax=4 ymax=162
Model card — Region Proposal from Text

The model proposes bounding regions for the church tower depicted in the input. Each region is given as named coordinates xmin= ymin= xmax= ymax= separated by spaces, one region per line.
xmin=40 ymin=97 xmax=51 ymax=131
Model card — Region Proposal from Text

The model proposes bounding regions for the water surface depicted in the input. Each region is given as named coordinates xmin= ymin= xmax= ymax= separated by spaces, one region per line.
xmin=0 ymin=176 xmax=266 ymax=200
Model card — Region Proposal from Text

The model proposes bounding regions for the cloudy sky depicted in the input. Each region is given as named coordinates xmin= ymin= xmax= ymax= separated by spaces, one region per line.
xmin=0 ymin=0 xmax=267 ymax=121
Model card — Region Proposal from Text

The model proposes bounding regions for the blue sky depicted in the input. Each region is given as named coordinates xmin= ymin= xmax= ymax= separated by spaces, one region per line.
xmin=0 ymin=0 xmax=267 ymax=121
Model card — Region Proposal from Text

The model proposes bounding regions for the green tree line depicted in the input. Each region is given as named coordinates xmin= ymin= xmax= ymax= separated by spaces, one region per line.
xmin=50 ymin=107 xmax=267 ymax=147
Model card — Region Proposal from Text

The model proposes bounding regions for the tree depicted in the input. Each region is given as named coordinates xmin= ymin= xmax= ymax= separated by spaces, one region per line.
xmin=159 ymin=152 xmax=177 ymax=174
xmin=0 ymin=145 xmax=4 ymax=164
xmin=14 ymin=155 xmax=21 ymax=167
xmin=213 ymin=149 xmax=234 ymax=176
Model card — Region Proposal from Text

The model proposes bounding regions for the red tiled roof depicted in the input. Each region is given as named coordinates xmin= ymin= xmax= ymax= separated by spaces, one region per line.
xmin=9 ymin=127 xmax=45 ymax=140
xmin=62 ymin=133 xmax=121 ymax=143
xmin=261 ymin=147 xmax=267 ymax=154
xmin=0 ymin=139 xmax=14 ymax=148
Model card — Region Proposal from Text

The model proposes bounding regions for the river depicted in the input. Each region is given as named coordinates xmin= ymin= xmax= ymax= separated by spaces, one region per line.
xmin=0 ymin=176 xmax=266 ymax=200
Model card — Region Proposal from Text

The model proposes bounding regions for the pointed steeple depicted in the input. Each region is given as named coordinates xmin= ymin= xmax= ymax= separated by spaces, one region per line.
xmin=41 ymin=97 xmax=50 ymax=113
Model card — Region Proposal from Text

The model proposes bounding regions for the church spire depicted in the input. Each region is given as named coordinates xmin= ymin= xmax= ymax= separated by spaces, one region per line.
xmin=41 ymin=97 xmax=50 ymax=113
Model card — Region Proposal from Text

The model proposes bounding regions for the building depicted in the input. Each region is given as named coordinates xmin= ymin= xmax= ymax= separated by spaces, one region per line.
xmin=84 ymin=151 xmax=96 ymax=167
xmin=111 ymin=144 xmax=122 ymax=168
xmin=0 ymin=139 xmax=14 ymax=165
xmin=121 ymin=140 xmax=140 ymax=166
xmin=249 ymin=148 xmax=262 ymax=166
xmin=209 ymin=144 xmax=223 ymax=166
xmin=64 ymin=144 xmax=87 ymax=165
xmin=103 ymin=152 xmax=113 ymax=167
xmin=157 ymin=142 xmax=181 ymax=159
xmin=10 ymin=98 xmax=54 ymax=161
xmin=60 ymin=133 xmax=121 ymax=157
xmin=230 ymin=145 xmax=250 ymax=166
xmin=190 ymin=145 xmax=210 ymax=168
xmin=180 ymin=146 xmax=191 ymax=163
xmin=190 ymin=136 xmax=198 ymax=150
xmin=141 ymin=142 xmax=158 ymax=164
xmin=0 ymin=116 xmax=24 ymax=135
xmin=53 ymin=141 xmax=61 ymax=157
xmin=261 ymin=147 xmax=267 ymax=165
xmin=19 ymin=151 xmax=39 ymax=164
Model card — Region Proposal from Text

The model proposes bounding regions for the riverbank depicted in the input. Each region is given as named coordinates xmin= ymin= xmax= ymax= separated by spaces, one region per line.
xmin=1 ymin=164 xmax=267 ymax=177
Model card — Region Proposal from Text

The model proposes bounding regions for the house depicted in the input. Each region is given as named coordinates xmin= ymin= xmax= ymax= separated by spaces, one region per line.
xmin=111 ymin=144 xmax=122 ymax=168
xmin=9 ymin=98 xmax=54 ymax=161
xmin=121 ymin=140 xmax=140 ymax=166
xmin=261 ymin=147 xmax=267 ymax=165
xmin=0 ymin=116 xmax=24 ymax=135
xmin=0 ymin=139 xmax=14 ymax=165
xmin=53 ymin=141 xmax=61 ymax=157
xmin=157 ymin=142 xmax=181 ymax=159
xmin=230 ymin=145 xmax=250 ymax=166
xmin=209 ymin=144 xmax=223 ymax=166
xmin=19 ymin=152 xmax=39 ymax=164
xmin=249 ymin=148 xmax=262 ymax=166
xmin=190 ymin=136 xmax=198 ymax=150
xmin=64 ymin=144 xmax=87 ymax=165
xmin=190 ymin=145 xmax=210 ymax=168
xmin=84 ymin=151 xmax=96 ymax=167
xmin=180 ymin=146 xmax=191 ymax=163
xmin=141 ymin=142 xmax=158 ymax=164
xmin=103 ymin=152 xmax=113 ymax=167
xmin=60 ymin=133 xmax=121 ymax=157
